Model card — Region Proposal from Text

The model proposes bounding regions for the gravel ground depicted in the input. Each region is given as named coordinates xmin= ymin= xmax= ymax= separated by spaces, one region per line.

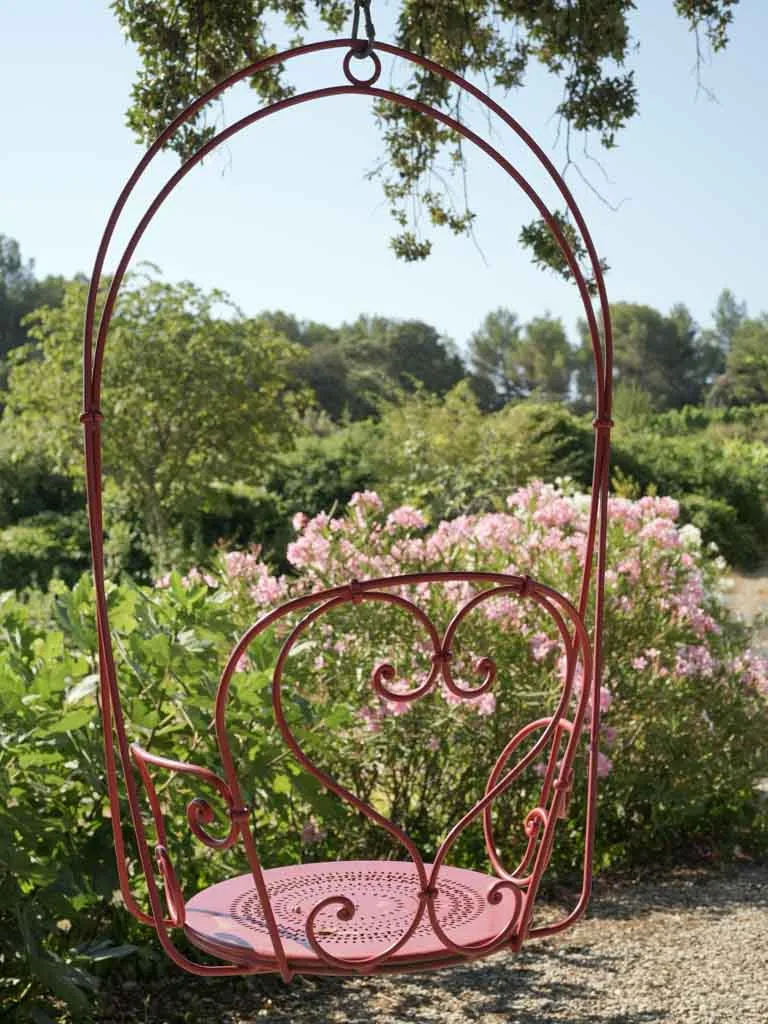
xmin=100 ymin=864 xmax=768 ymax=1024
xmin=725 ymin=566 xmax=768 ymax=654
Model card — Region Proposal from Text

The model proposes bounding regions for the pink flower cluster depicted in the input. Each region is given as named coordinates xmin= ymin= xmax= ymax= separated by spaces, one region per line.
xmin=154 ymin=567 xmax=217 ymax=590
xmin=386 ymin=506 xmax=428 ymax=531
xmin=675 ymin=644 xmax=719 ymax=679
xmin=201 ymin=481 xmax=765 ymax=793
xmin=728 ymin=650 xmax=768 ymax=696
xmin=221 ymin=548 xmax=288 ymax=606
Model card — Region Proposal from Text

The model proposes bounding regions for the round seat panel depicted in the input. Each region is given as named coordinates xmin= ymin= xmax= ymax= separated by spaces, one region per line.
xmin=184 ymin=860 xmax=520 ymax=969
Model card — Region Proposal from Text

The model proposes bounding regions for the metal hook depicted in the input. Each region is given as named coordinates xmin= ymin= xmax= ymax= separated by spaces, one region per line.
xmin=351 ymin=0 xmax=376 ymax=59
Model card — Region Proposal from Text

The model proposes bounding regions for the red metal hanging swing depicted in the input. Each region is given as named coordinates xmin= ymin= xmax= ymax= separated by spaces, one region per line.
xmin=83 ymin=3 xmax=613 ymax=983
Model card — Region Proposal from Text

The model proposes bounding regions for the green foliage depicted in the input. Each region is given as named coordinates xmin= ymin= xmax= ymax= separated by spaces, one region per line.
xmin=200 ymin=423 xmax=377 ymax=567
xmin=111 ymin=1 xmax=740 ymax=268
xmin=0 ymin=512 xmax=91 ymax=591
xmin=0 ymin=581 xmax=138 ymax=1022
xmin=518 ymin=212 xmax=610 ymax=294
xmin=251 ymin=312 xmax=467 ymax=422
xmin=3 ymin=482 xmax=767 ymax=1018
xmin=468 ymin=309 xmax=574 ymax=408
xmin=718 ymin=317 xmax=768 ymax=405
xmin=577 ymin=302 xmax=711 ymax=410
xmin=358 ymin=388 xmax=593 ymax=520
xmin=612 ymin=429 xmax=768 ymax=566
xmin=235 ymin=390 xmax=766 ymax=571
xmin=0 ymin=452 xmax=90 ymax=589
xmin=1 ymin=272 xmax=310 ymax=568
xmin=636 ymin=402 xmax=768 ymax=441
xmin=610 ymin=380 xmax=656 ymax=423
xmin=0 ymin=452 xmax=82 ymax=527
xmin=0 ymin=233 xmax=68 ymax=362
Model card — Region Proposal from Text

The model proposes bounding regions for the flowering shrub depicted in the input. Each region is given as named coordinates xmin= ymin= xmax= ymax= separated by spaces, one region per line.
xmin=205 ymin=479 xmax=768 ymax=870
xmin=2 ymin=482 xmax=767 ymax=1016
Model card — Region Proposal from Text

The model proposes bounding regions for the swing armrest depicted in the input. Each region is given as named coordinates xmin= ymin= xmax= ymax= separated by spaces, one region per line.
xmin=130 ymin=744 xmax=246 ymax=851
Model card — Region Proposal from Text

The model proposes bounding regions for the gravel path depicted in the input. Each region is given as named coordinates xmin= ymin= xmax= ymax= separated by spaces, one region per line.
xmin=101 ymin=865 xmax=768 ymax=1024
xmin=725 ymin=565 xmax=768 ymax=655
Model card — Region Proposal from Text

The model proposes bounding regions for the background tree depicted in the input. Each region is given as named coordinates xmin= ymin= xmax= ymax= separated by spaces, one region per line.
xmin=516 ymin=315 xmax=573 ymax=402
xmin=576 ymin=301 xmax=709 ymax=410
xmin=112 ymin=1 xmax=740 ymax=268
xmin=251 ymin=312 xmax=467 ymax=421
xmin=0 ymin=234 xmax=67 ymax=361
xmin=469 ymin=309 xmax=572 ymax=409
xmin=1 ymin=273 xmax=309 ymax=565
xmin=698 ymin=287 xmax=747 ymax=381
xmin=713 ymin=316 xmax=768 ymax=406
xmin=338 ymin=315 xmax=465 ymax=406
xmin=467 ymin=308 xmax=521 ymax=409
xmin=709 ymin=288 xmax=748 ymax=351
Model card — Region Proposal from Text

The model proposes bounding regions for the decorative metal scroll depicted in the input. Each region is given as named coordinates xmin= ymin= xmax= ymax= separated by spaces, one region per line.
xmin=82 ymin=37 xmax=613 ymax=982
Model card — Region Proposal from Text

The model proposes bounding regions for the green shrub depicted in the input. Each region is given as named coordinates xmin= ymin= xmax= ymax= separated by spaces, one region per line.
xmin=0 ymin=511 xmax=91 ymax=590
xmin=360 ymin=387 xmax=595 ymax=521
xmin=3 ymin=484 xmax=767 ymax=1018
xmin=613 ymin=431 xmax=768 ymax=566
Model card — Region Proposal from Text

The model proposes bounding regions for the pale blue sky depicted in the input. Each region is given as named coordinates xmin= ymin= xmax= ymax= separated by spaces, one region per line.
xmin=2 ymin=2 xmax=766 ymax=352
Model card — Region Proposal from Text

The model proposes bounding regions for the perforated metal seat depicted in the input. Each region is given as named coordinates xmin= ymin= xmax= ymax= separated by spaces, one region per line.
xmin=184 ymin=861 xmax=518 ymax=972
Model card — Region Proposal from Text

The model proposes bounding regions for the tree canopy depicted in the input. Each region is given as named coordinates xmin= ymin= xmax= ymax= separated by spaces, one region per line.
xmin=713 ymin=317 xmax=768 ymax=406
xmin=112 ymin=1 xmax=741 ymax=267
xmin=254 ymin=311 xmax=465 ymax=420
xmin=0 ymin=234 xmax=68 ymax=362
xmin=1 ymin=273 xmax=308 ymax=564
xmin=468 ymin=309 xmax=572 ymax=408
xmin=575 ymin=301 xmax=719 ymax=410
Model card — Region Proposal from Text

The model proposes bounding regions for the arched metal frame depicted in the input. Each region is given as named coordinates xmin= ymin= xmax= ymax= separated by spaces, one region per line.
xmin=82 ymin=38 xmax=613 ymax=982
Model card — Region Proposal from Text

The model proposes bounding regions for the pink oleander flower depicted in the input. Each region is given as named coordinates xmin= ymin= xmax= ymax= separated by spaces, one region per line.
xmin=470 ymin=691 xmax=497 ymax=716
xmin=601 ymin=725 xmax=618 ymax=747
xmin=729 ymin=650 xmax=768 ymax=695
xmin=386 ymin=506 xmax=428 ymax=531
xmin=531 ymin=632 xmax=559 ymax=662
xmin=235 ymin=652 xmax=252 ymax=673
xmin=292 ymin=512 xmax=308 ymax=532
xmin=533 ymin=496 xmax=579 ymax=529
xmin=223 ymin=548 xmax=263 ymax=580
xmin=382 ymin=679 xmax=413 ymax=717
xmin=427 ymin=737 xmax=441 ymax=751
xmin=675 ymin=644 xmax=718 ymax=679
xmin=596 ymin=752 xmax=613 ymax=778
xmin=286 ymin=530 xmax=331 ymax=570
xmin=358 ymin=706 xmax=382 ymax=733
xmin=349 ymin=490 xmax=384 ymax=513
xmin=181 ymin=567 xmax=217 ymax=589
xmin=439 ymin=683 xmax=465 ymax=708
xmin=639 ymin=517 xmax=680 ymax=548
xmin=599 ymin=687 xmax=614 ymax=713
xmin=617 ymin=558 xmax=642 ymax=581
xmin=632 ymin=656 xmax=648 ymax=671
xmin=154 ymin=573 xmax=171 ymax=589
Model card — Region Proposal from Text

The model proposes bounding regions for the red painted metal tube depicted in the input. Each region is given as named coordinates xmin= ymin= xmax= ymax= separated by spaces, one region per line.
xmin=82 ymin=38 xmax=613 ymax=978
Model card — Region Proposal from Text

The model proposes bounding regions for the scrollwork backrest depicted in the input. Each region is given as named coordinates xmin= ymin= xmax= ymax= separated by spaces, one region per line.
xmin=213 ymin=572 xmax=593 ymax=890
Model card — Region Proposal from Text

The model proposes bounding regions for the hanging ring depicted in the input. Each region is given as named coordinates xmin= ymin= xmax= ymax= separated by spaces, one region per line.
xmin=343 ymin=48 xmax=381 ymax=87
